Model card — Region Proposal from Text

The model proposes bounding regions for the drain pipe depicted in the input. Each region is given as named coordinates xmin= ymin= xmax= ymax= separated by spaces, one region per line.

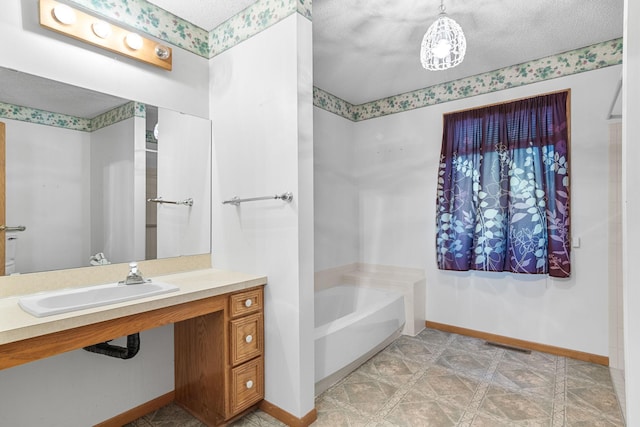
xmin=83 ymin=333 xmax=140 ymax=359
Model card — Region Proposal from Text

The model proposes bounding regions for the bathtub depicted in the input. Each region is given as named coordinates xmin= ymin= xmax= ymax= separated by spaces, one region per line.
xmin=314 ymin=285 xmax=405 ymax=394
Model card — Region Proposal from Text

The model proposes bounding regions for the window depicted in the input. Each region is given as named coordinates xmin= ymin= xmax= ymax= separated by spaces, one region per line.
xmin=435 ymin=90 xmax=571 ymax=278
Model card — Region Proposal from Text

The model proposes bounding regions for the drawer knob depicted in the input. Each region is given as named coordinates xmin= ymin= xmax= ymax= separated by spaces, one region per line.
xmin=244 ymin=299 xmax=253 ymax=308
xmin=246 ymin=380 xmax=254 ymax=389
xmin=245 ymin=334 xmax=253 ymax=343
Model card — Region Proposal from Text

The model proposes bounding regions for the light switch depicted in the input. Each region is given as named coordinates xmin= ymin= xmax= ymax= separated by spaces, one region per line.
xmin=572 ymin=237 xmax=581 ymax=248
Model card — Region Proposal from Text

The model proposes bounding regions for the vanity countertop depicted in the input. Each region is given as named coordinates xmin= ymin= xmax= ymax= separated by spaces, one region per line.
xmin=0 ymin=268 xmax=267 ymax=346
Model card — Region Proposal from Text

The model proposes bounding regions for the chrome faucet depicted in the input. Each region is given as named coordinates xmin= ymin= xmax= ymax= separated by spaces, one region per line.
xmin=121 ymin=262 xmax=147 ymax=285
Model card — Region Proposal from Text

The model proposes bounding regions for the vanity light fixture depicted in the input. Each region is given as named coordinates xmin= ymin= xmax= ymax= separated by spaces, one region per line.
xmin=39 ymin=0 xmax=172 ymax=71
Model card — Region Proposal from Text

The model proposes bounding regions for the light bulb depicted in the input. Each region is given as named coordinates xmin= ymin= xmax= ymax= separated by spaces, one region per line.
xmin=432 ymin=39 xmax=452 ymax=59
xmin=154 ymin=45 xmax=171 ymax=60
xmin=52 ymin=4 xmax=76 ymax=25
xmin=125 ymin=33 xmax=143 ymax=50
xmin=92 ymin=21 xmax=112 ymax=39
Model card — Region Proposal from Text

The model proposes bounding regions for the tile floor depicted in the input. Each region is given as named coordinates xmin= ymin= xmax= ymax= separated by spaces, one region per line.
xmin=127 ymin=328 xmax=625 ymax=426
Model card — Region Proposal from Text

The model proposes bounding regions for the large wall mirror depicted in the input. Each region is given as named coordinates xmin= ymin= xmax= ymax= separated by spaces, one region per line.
xmin=0 ymin=67 xmax=211 ymax=276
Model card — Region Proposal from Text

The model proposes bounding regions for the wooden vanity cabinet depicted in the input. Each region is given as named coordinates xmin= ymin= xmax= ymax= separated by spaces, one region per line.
xmin=175 ymin=286 xmax=264 ymax=426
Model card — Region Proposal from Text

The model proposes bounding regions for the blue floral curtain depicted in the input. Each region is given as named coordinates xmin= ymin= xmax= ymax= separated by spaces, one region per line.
xmin=435 ymin=91 xmax=571 ymax=278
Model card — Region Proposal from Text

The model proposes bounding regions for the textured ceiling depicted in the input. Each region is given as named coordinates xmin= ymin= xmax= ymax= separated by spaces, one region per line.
xmin=0 ymin=68 xmax=128 ymax=118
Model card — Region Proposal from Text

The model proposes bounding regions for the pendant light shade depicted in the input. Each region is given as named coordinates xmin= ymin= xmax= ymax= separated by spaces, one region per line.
xmin=420 ymin=1 xmax=466 ymax=71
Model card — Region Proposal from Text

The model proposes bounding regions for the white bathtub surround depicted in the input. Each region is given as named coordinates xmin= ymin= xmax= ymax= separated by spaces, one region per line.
xmin=314 ymin=285 xmax=405 ymax=395
xmin=314 ymin=263 xmax=359 ymax=292
xmin=315 ymin=263 xmax=425 ymax=336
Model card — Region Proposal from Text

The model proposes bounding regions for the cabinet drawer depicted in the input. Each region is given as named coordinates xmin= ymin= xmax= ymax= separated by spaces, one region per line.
xmin=230 ymin=356 xmax=264 ymax=415
xmin=230 ymin=288 xmax=263 ymax=318
xmin=230 ymin=312 xmax=263 ymax=366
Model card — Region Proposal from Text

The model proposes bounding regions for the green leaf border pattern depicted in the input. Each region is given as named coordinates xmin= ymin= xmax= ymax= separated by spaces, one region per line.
xmin=0 ymin=101 xmax=143 ymax=132
xmin=316 ymin=38 xmax=622 ymax=122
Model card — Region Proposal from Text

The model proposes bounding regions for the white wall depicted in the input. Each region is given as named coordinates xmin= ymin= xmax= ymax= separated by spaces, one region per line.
xmin=622 ymin=0 xmax=640 ymax=424
xmin=0 ymin=2 xmax=209 ymax=425
xmin=355 ymin=66 xmax=619 ymax=357
xmin=313 ymin=108 xmax=359 ymax=271
xmin=355 ymin=110 xmax=434 ymax=269
xmin=90 ymin=117 xmax=144 ymax=265
xmin=0 ymin=326 xmax=174 ymax=427
xmin=5 ymin=119 xmax=91 ymax=273
xmin=210 ymin=14 xmax=315 ymax=419
xmin=156 ymin=109 xmax=212 ymax=258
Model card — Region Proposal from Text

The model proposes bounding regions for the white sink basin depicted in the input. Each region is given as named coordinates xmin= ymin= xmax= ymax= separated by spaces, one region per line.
xmin=18 ymin=281 xmax=179 ymax=317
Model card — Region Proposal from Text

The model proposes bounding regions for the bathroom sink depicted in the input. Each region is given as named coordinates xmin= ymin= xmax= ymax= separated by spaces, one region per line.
xmin=18 ymin=281 xmax=179 ymax=317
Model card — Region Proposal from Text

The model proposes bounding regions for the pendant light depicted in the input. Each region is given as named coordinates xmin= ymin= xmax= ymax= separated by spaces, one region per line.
xmin=420 ymin=0 xmax=466 ymax=71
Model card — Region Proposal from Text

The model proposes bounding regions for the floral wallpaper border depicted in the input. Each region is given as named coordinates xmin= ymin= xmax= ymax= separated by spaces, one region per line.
xmin=92 ymin=101 xmax=145 ymax=131
xmin=209 ymin=0 xmax=298 ymax=57
xmin=298 ymin=0 xmax=312 ymax=21
xmin=0 ymin=102 xmax=92 ymax=131
xmin=315 ymin=38 xmax=623 ymax=122
xmin=0 ymin=101 xmax=144 ymax=132
xmin=313 ymin=87 xmax=354 ymax=119
xmin=68 ymin=0 xmax=312 ymax=59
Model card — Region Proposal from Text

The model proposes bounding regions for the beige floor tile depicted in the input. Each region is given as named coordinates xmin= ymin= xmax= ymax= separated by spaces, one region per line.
xmin=567 ymin=387 xmax=624 ymax=418
xmin=467 ymin=411 xmax=516 ymax=426
xmin=480 ymin=391 xmax=552 ymax=421
xmin=128 ymin=328 xmax=625 ymax=427
xmin=565 ymin=404 xmax=625 ymax=426
xmin=385 ymin=400 xmax=460 ymax=427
